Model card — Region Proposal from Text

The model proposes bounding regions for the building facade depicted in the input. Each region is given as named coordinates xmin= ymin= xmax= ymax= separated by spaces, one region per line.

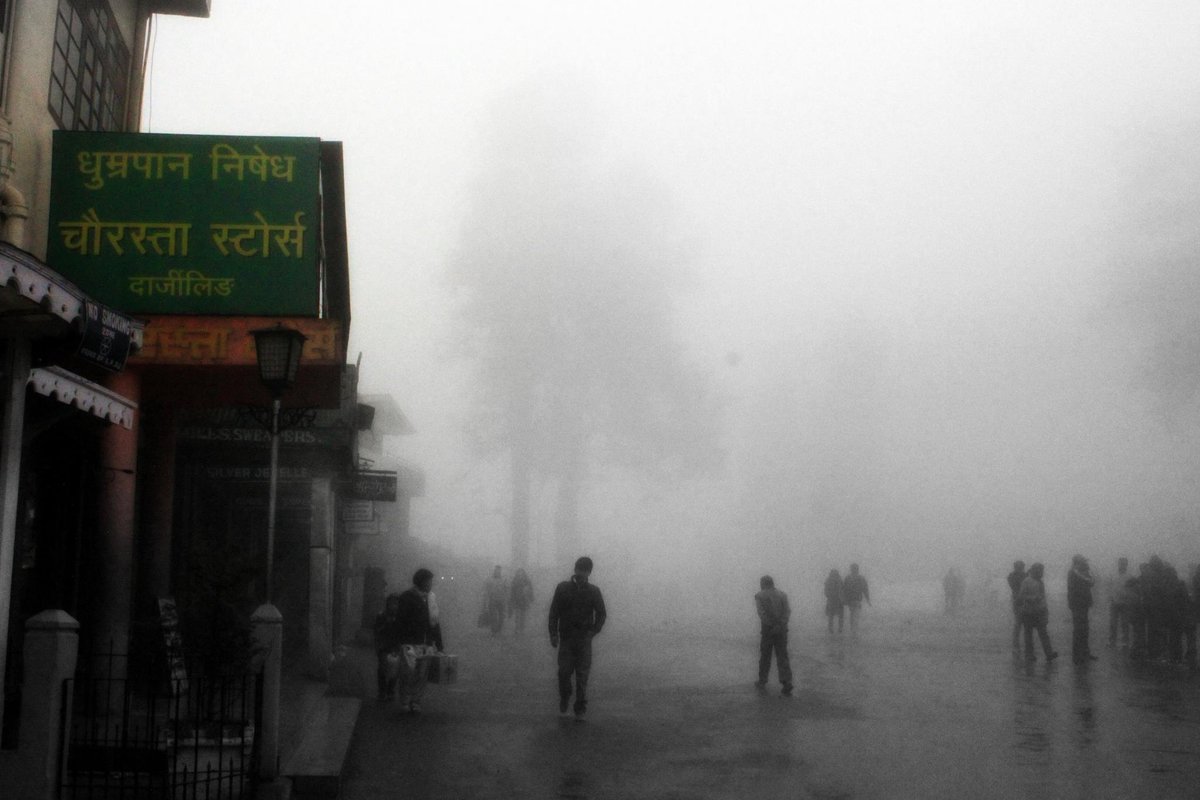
xmin=0 ymin=0 xmax=359 ymax=752
xmin=0 ymin=0 xmax=211 ymax=746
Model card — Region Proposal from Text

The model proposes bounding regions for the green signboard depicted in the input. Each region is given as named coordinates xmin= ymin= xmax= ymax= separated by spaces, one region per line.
xmin=47 ymin=131 xmax=321 ymax=315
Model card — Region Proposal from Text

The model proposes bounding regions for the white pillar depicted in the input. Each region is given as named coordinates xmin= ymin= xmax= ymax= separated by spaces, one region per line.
xmin=307 ymin=478 xmax=334 ymax=678
xmin=16 ymin=610 xmax=79 ymax=800
xmin=252 ymin=603 xmax=282 ymax=780
xmin=266 ymin=398 xmax=281 ymax=602
xmin=0 ymin=337 xmax=30 ymax=729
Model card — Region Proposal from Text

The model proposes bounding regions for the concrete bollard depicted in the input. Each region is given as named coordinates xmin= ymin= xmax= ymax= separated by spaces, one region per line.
xmin=252 ymin=603 xmax=283 ymax=780
xmin=17 ymin=609 xmax=79 ymax=800
xmin=307 ymin=545 xmax=333 ymax=680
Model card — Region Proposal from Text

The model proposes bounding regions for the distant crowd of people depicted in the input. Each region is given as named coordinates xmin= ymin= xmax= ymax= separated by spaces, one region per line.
xmin=1006 ymin=555 xmax=1199 ymax=667
xmin=1104 ymin=555 xmax=1198 ymax=663
xmin=481 ymin=565 xmax=535 ymax=636
xmin=372 ymin=552 xmax=1199 ymax=720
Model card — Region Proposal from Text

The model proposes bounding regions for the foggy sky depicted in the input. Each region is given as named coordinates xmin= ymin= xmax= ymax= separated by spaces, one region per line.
xmin=146 ymin=1 xmax=1200 ymax=595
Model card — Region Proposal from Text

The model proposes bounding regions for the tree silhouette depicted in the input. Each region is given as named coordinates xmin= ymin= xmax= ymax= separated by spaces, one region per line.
xmin=449 ymin=79 xmax=721 ymax=566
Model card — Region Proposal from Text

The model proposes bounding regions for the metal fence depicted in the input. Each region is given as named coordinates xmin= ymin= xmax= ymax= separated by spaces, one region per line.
xmin=61 ymin=650 xmax=262 ymax=800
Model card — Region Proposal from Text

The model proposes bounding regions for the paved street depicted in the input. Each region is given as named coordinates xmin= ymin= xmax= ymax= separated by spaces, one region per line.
xmin=340 ymin=607 xmax=1200 ymax=800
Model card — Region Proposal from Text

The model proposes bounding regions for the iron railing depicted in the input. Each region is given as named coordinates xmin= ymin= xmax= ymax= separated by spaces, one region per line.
xmin=61 ymin=649 xmax=262 ymax=800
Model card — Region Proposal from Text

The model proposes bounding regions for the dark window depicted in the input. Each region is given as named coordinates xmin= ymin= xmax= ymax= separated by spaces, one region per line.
xmin=0 ymin=0 xmax=13 ymax=109
xmin=49 ymin=0 xmax=129 ymax=131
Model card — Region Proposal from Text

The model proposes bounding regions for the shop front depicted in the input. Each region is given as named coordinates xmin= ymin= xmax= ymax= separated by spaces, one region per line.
xmin=0 ymin=242 xmax=141 ymax=744
xmin=40 ymin=131 xmax=351 ymax=680
xmin=171 ymin=410 xmax=355 ymax=672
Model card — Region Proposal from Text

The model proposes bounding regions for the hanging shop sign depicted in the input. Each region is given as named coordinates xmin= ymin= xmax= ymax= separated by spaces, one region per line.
xmin=76 ymin=300 xmax=134 ymax=371
xmin=47 ymin=131 xmax=321 ymax=315
xmin=347 ymin=470 xmax=398 ymax=502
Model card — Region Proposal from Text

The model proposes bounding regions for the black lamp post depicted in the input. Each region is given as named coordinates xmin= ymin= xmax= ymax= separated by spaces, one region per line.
xmin=251 ymin=325 xmax=306 ymax=603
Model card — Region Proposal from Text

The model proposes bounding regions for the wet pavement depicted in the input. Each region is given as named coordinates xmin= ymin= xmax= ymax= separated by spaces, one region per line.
xmin=339 ymin=607 xmax=1200 ymax=799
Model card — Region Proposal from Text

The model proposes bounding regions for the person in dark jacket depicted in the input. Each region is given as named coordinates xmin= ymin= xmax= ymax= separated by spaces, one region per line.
xmin=1007 ymin=561 xmax=1027 ymax=653
xmin=1164 ymin=565 xmax=1189 ymax=663
xmin=373 ymin=593 xmax=402 ymax=701
xmin=1017 ymin=563 xmax=1057 ymax=662
xmin=1187 ymin=565 xmax=1200 ymax=667
xmin=1128 ymin=564 xmax=1150 ymax=659
xmin=1067 ymin=555 xmax=1098 ymax=664
xmin=394 ymin=568 xmax=442 ymax=713
xmin=842 ymin=563 xmax=871 ymax=633
xmin=1145 ymin=556 xmax=1171 ymax=659
xmin=755 ymin=576 xmax=793 ymax=695
xmin=824 ymin=569 xmax=844 ymax=634
xmin=548 ymin=556 xmax=607 ymax=718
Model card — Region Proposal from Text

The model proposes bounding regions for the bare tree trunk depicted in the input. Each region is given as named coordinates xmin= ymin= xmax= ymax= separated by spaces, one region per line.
xmin=509 ymin=385 xmax=534 ymax=568
xmin=510 ymin=440 xmax=531 ymax=568
xmin=554 ymin=445 xmax=582 ymax=567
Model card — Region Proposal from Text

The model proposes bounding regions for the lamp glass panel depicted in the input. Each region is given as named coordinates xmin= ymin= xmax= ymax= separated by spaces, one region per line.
xmin=285 ymin=344 xmax=302 ymax=383
xmin=255 ymin=333 xmax=293 ymax=384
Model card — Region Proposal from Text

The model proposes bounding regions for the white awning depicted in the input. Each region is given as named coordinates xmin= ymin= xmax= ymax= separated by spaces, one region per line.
xmin=0 ymin=242 xmax=143 ymax=351
xmin=27 ymin=366 xmax=138 ymax=429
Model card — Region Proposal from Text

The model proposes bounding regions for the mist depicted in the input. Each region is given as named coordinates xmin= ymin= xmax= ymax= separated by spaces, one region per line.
xmin=146 ymin=1 xmax=1200 ymax=623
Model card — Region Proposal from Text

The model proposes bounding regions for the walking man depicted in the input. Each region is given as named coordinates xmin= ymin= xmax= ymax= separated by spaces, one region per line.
xmin=1007 ymin=560 xmax=1027 ymax=653
xmin=755 ymin=575 xmax=793 ymax=696
xmin=824 ymin=569 xmax=845 ymax=634
xmin=549 ymin=556 xmax=607 ymax=718
xmin=842 ymin=563 xmax=871 ymax=633
xmin=1068 ymin=555 xmax=1098 ymax=664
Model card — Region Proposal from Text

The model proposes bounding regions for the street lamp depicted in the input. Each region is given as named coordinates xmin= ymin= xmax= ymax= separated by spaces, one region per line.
xmin=251 ymin=324 xmax=307 ymax=603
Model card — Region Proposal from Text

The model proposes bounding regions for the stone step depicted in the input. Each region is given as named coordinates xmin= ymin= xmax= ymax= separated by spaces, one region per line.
xmin=281 ymin=696 xmax=361 ymax=798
